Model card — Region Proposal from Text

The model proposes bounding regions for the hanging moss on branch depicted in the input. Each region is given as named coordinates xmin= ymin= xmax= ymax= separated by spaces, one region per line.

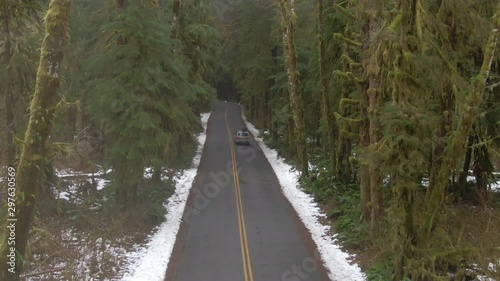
xmin=422 ymin=1 xmax=500 ymax=241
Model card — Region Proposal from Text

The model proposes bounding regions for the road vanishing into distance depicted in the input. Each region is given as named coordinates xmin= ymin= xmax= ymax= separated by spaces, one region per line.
xmin=166 ymin=102 xmax=330 ymax=281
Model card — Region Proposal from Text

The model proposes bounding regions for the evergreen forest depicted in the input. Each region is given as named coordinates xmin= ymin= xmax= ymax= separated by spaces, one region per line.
xmin=0 ymin=0 xmax=499 ymax=280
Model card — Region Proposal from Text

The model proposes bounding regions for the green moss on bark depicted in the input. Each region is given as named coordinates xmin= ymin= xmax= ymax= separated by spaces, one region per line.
xmin=0 ymin=1 xmax=71 ymax=279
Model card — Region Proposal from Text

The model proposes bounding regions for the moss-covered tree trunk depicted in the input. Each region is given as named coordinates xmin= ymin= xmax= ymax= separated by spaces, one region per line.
xmin=335 ymin=18 xmax=357 ymax=185
xmin=429 ymin=5 xmax=458 ymax=193
xmin=359 ymin=0 xmax=385 ymax=224
xmin=278 ymin=0 xmax=308 ymax=175
xmin=387 ymin=0 xmax=423 ymax=277
xmin=458 ymin=133 xmax=474 ymax=189
xmin=363 ymin=0 xmax=384 ymax=230
xmin=429 ymin=87 xmax=454 ymax=191
xmin=285 ymin=93 xmax=296 ymax=159
xmin=0 ymin=1 xmax=71 ymax=279
xmin=2 ymin=4 xmax=15 ymax=166
xmin=421 ymin=1 xmax=500 ymax=241
xmin=317 ymin=0 xmax=336 ymax=173
xmin=359 ymin=81 xmax=371 ymax=220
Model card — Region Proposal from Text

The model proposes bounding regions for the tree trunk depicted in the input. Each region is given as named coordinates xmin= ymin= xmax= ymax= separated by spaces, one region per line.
xmin=422 ymin=1 xmax=500 ymax=242
xmin=0 ymin=1 xmax=71 ymax=279
xmin=458 ymin=132 xmax=474 ymax=195
xmin=359 ymin=0 xmax=385 ymax=223
xmin=429 ymin=10 xmax=457 ymax=191
xmin=473 ymin=161 xmax=488 ymax=205
xmin=387 ymin=1 xmax=422 ymax=277
xmin=152 ymin=165 xmax=162 ymax=183
xmin=359 ymin=86 xmax=371 ymax=220
xmin=335 ymin=21 xmax=356 ymax=185
xmin=317 ymin=0 xmax=336 ymax=174
xmin=115 ymin=163 xmax=140 ymax=208
xmin=364 ymin=8 xmax=384 ymax=231
xmin=278 ymin=0 xmax=308 ymax=175
xmin=2 ymin=4 xmax=15 ymax=166
xmin=171 ymin=0 xmax=181 ymax=53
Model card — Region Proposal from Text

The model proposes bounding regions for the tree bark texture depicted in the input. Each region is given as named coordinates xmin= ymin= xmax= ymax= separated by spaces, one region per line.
xmin=2 ymin=4 xmax=15 ymax=166
xmin=277 ymin=0 xmax=308 ymax=175
xmin=360 ymin=0 xmax=384 ymax=225
xmin=0 ymin=1 xmax=71 ymax=279
xmin=317 ymin=0 xmax=336 ymax=174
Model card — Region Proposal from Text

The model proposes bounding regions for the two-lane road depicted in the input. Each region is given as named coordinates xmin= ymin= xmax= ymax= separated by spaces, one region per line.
xmin=166 ymin=102 xmax=329 ymax=281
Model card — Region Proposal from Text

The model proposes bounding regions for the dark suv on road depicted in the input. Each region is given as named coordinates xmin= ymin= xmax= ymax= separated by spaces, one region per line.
xmin=234 ymin=129 xmax=250 ymax=146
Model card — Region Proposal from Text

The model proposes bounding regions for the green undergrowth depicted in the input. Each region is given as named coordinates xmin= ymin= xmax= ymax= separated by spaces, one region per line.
xmin=301 ymin=163 xmax=369 ymax=249
xmin=242 ymin=126 xmax=500 ymax=280
xmin=365 ymin=260 xmax=395 ymax=281
xmin=257 ymin=129 xmax=372 ymax=249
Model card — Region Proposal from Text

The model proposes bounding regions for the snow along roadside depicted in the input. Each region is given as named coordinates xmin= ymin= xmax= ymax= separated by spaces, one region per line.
xmin=242 ymin=114 xmax=366 ymax=281
xmin=121 ymin=112 xmax=211 ymax=281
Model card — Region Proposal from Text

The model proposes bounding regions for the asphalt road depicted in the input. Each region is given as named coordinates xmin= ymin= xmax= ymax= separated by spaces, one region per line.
xmin=166 ymin=102 xmax=330 ymax=281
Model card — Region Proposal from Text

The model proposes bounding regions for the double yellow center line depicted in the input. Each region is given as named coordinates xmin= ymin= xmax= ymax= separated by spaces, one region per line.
xmin=225 ymin=110 xmax=254 ymax=281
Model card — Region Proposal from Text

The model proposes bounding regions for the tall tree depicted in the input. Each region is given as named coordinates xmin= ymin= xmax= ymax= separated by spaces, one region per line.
xmin=332 ymin=0 xmax=360 ymax=185
xmin=1 ymin=3 xmax=15 ymax=166
xmin=356 ymin=0 xmax=386 ymax=228
xmin=317 ymin=0 xmax=336 ymax=173
xmin=422 ymin=0 xmax=500 ymax=242
xmin=277 ymin=0 xmax=308 ymax=175
xmin=171 ymin=0 xmax=181 ymax=40
xmin=0 ymin=0 xmax=72 ymax=279
xmin=90 ymin=0 xmax=202 ymax=208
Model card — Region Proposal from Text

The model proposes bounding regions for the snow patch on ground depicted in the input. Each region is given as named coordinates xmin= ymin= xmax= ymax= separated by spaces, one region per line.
xmin=143 ymin=167 xmax=171 ymax=181
xmin=57 ymin=168 xmax=112 ymax=178
xmin=26 ymin=229 xmax=129 ymax=280
xmin=242 ymin=115 xmax=365 ymax=281
xmin=56 ymin=169 xmax=111 ymax=200
xmin=121 ymin=112 xmax=211 ymax=281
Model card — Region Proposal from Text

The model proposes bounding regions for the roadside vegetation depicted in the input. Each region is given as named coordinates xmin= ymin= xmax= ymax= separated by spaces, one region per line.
xmin=224 ymin=0 xmax=500 ymax=280
xmin=0 ymin=0 xmax=220 ymax=279
xmin=1 ymin=0 xmax=499 ymax=280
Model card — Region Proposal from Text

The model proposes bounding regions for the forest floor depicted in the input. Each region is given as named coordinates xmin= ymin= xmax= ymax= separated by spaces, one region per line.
xmin=314 ymin=174 xmax=500 ymax=280
xmin=5 ymin=166 xmax=176 ymax=280
xmin=0 ymin=113 xmax=209 ymax=280
xmin=347 ymin=199 xmax=500 ymax=271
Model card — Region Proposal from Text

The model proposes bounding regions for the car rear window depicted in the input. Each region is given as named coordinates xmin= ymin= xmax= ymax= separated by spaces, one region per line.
xmin=238 ymin=132 xmax=249 ymax=136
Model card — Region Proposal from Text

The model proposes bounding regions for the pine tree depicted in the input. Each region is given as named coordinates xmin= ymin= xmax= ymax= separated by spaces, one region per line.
xmin=89 ymin=0 xmax=199 ymax=208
